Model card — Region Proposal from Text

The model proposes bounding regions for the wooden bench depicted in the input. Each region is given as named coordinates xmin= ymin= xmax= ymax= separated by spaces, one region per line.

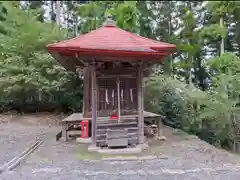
xmin=58 ymin=113 xmax=88 ymax=141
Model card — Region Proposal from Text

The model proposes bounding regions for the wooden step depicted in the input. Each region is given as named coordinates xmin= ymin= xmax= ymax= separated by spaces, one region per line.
xmin=97 ymin=122 xmax=137 ymax=130
xmin=97 ymin=118 xmax=137 ymax=124
xmin=96 ymin=136 xmax=138 ymax=147
xmin=96 ymin=137 xmax=139 ymax=144
xmin=95 ymin=119 xmax=139 ymax=147
xmin=96 ymin=127 xmax=138 ymax=135
xmin=96 ymin=132 xmax=138 ymax=140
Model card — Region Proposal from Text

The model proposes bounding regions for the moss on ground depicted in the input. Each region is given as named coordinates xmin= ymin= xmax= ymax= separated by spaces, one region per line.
xmin=76 ymin=139 xmax=166 ymax=160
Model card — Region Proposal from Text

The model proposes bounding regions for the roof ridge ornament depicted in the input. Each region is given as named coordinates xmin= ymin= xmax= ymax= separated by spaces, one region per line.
xmin=103 ymin=15 xmax=116 ymax=27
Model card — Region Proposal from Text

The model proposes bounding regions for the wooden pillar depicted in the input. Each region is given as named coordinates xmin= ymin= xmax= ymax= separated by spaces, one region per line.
xmin=90 ymin=62 xmax=97 ymax=144
xmin=117 ymin=76 xmax=121 ymax=122
xmin=137 ymin=63 xmax=144 ymax=144
xmin=157 ymin=118 xmax=161 ymax=136
xmin=82 ymin=67 xmax=86 ymax=115
xmin=61 ymin=121 xmax=68 ymax=141
xmin=83 ymin=67 xmax=90 ymax=117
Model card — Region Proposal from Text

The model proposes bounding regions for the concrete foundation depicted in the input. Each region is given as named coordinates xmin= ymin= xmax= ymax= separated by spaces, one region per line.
xmin=88 ymin=144 xmax=101 ymax=152
xmin=76 ymin=138 xmax=92 ymax=144
xmin=136 ymin=143 xmax=149 ymax=150
xmin=98 ymin=147 xmax=142 ymax=154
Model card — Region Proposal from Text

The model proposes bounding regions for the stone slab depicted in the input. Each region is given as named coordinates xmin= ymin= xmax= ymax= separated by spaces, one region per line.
xmin=76 ymin=138 xmax=92 ymax=144
xmin=98 ymin=147 xmax=142 ymax=154
xmin=102 ymin=156 xmax=138 ymax=161
xmin=88 ymin=144 xmax=101 ymax=152
xmin=68 ymin=130 xmax=81 ymax=135
xmin=101 ymin=155 xmax=168 ymax=161
xmin=136 ymin=143 xmax=149 ymax=150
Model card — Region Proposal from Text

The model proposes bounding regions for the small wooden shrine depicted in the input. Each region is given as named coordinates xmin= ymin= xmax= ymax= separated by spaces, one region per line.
xmin=47 ymin=18 xmax=176 ymax=149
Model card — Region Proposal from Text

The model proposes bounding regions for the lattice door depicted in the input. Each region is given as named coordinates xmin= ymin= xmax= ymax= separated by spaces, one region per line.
xmin=97 ymin=78 xmax=117 ymax=116
xmin=119 ymin=77 xmax=137 ymax=114
xmin=97 ymin=77 xmax=137 ymax=116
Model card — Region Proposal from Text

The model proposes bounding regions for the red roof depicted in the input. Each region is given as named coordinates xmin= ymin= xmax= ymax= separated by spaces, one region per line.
xmin=47 ymin=21 xmax=176 ymax=59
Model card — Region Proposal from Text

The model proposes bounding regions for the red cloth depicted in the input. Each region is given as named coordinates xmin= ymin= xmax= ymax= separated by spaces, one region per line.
xmin=110 ymin=112 xmax=118 ymax=120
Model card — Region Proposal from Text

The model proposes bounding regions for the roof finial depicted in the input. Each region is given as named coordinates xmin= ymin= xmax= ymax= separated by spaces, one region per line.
xmin=103 ymin=14 xmax=116 ymax=27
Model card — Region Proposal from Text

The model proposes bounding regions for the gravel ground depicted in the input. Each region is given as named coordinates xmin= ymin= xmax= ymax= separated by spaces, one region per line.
xmin=1 ymin=159 xmax=240 ymax=180
xmin=0 ymin=114 xmax=240 ymax=180
xmin=0 ymin=123 xmax=48 ymax=165
xmin=0 ymin=113 xmax=61 ymax=165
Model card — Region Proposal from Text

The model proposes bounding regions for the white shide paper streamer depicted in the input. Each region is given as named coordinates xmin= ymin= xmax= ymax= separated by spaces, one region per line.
xmin=130 ymin=88 xmax=133 ymax=102
xmin=121 ymin=89 xmax=123 ymax=101
xmin=112 ymin=89 xmax=114 ymax=106
xmin=105 ymin=89 xmax=109 ymax=104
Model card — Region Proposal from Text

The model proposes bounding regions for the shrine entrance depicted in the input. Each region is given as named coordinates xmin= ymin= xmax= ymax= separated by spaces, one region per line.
xmin=83 ymin=62 xmax=138 ymax=119
xmin=97 ymin=77 xmax=137 ymax=116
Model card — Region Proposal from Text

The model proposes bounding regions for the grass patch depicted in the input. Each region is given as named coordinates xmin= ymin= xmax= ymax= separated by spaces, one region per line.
xmin=76 ymin=144 xmax=101 ymax=160
xmin=76 ymin=144 xmax=143 ymax=160
xmin=101 ymin=153 xmax=140 ymax=159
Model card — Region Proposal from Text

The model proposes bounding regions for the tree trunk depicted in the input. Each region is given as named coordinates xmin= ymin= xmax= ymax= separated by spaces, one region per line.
xmin=51 ymin=1 xmax=55 ymax=25
xmin=66 ymin=8 xmax=70 ymax=30
xmin=163 ymin=1 xmax=173 ymax=76
xmin=186 ymin=1 xmax=193 ymax=86
xmin=220 ymin=17 xmax=224 ymax=55
xmin=234 ymin=11 xmax=240 ymax=56
xmin=189 ymin=56 xmax=193 ymax=87
xmin=56 ymin=1 xmax=61 ymax=26
xmin=75 ymin=15 xmax=78 ymax=36
xmin=168 ymin=1 xmax=173 ymax=76
xmin=73 ymin=2 xmax=78 ymax=36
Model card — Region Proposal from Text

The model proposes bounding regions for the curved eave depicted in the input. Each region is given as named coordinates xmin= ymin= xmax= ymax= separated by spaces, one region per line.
xmin=151 ymin=45 xmax=176 ymax=52
xmin=47 ymin=46 xmax=174 ymax=59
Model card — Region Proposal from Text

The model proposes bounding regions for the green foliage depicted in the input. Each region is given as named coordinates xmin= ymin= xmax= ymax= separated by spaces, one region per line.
xmin=145 ymin=54 xmax=240 ymax=150
xmin=107 ymin=1 xmax=140 ymax=33
xmin=181 ymin=9 xmax=196 ymax=40
xmin=144 ymin=76 xmax=186 ymax=128
xmin=196 ymin=53 xmax=240 ymax=148
xmin=0 ymin=2 xmax=83 ymax=113
xmin=207 ymin=52 xmax=240 ymax=74
xmin=77 ymin=1 xmax=140 ymax=34
xmin=200 ymin=24 xmax=227 ymax=41
xmin=144 ymin=74 xmax=206 ymax=129
xmin=207 ymin=1 xmax=235 ymax=18
xmin=176 ymin=3 xmax=203 ymax=85
xmin=76 ymin=1 xmax=106 ymax=33
xmin=0 ymin=2 xmax=66 ymax=57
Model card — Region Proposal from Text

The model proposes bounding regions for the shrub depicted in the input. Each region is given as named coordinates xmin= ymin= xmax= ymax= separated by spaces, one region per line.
xmin=0 ymin=53 xmax=83 ymax=113
xmin=144 ymin=75 xmax=191 ymax=128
